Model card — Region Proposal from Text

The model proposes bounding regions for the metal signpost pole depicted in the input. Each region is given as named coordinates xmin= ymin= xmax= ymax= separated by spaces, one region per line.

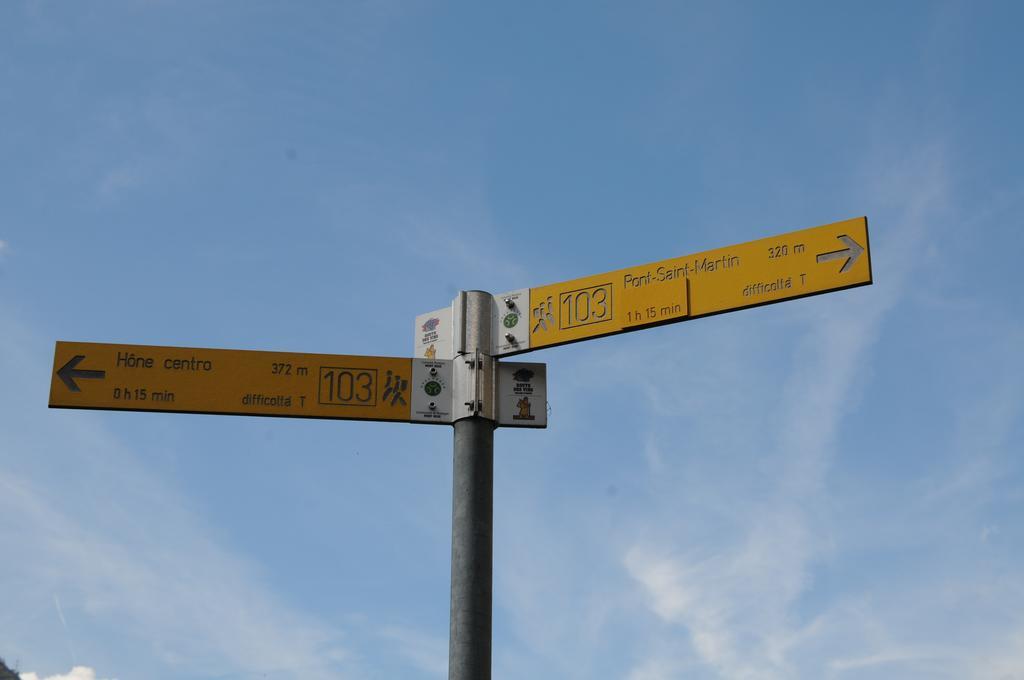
xmin=449 ymin=290 xmax=495 ymax=680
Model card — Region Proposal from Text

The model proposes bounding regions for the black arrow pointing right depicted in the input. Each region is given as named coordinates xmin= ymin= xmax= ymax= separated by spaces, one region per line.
xmin=57 ymin=355 xmax=106 ymax=392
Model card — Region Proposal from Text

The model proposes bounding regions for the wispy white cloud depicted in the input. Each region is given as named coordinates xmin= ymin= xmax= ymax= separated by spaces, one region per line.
xmin=20 ymin=667 xmax=114 ymax=680
xmin=0 ymin=307 xmax=358 ymax=680
xmin=617 ymin=135 xmax=955 ymax=678
xmin=626 ymin=657 xmax=681 ymax=680
xmin=918 ymin=325 xmax=1024 ymax=507
xmin=624 ymin=536 xmax=812 ymax=680
xmin=492 ymin=137 xmax=959 ymax=677
xmin=969 ymin=629 xmax=1024 ymax=680
xmin=1 ymin=474 xmax=354 ymax=677
xmin=827 ymin=648 xmax=950 ymax=674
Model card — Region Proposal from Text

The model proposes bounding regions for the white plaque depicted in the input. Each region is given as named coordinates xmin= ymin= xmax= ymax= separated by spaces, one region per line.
xmin=414 ymin=305 xmax=454 ymax=360
xmin=496 ymin=362 xmax=547 ymax=428
xmin=410 ymin=359 xmax=454 ymax=424
xmin=492 ymin=288 xmax=530 ymax=356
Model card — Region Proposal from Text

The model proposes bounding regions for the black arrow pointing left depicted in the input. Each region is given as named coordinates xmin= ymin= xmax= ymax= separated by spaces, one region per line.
xmin=57 ymin=355 xmax=106 ymax=392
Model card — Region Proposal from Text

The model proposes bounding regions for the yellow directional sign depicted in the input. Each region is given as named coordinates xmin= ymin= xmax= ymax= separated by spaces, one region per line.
xmin=527 ymin=216 xmax=871 ymax=351
xmin=49 ymin=341 xmax=421 ymax=422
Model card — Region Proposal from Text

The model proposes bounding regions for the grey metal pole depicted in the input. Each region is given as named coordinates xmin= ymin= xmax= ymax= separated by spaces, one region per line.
xmin=449 ymin=291 xmax=495 ymax=680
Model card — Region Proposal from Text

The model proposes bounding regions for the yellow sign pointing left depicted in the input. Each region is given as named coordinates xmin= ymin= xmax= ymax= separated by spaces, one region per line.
xmin=49 ymin=341 xmax=418 ymax=422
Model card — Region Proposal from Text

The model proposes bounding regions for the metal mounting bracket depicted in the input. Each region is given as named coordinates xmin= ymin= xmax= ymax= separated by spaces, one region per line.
xmin=452 ymin=347 xmax=496 ymax=422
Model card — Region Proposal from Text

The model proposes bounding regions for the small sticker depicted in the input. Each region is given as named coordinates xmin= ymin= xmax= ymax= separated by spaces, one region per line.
xmin=514 ymin=396 xmax=536 ymax=421
xmin=497 ymin=362 xmax=546 ymax=428
xmin=414 ymin=307 xmax=454 ymax=360
xmin=512 ymin=368 xmax=534 ymax=382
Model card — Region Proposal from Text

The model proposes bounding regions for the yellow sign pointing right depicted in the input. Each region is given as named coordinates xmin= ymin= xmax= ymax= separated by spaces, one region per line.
xmin=527 ymin=216 xmax=871 ymax=351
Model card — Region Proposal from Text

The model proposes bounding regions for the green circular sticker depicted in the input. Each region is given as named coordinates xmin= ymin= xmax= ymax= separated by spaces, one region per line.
xmin=502 ymin=313 xmax=519 ymax=328
xmin=423 ymin=381 xmax=442 ymax=396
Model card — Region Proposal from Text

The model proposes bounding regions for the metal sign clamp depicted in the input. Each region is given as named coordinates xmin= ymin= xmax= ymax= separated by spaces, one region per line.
xmin=455 ymin=347 xmax=494 ymax=420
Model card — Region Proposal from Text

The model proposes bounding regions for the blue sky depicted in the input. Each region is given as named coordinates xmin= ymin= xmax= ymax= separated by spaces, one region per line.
xmin=2 ymin=2 xmax=1023 ymax=679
